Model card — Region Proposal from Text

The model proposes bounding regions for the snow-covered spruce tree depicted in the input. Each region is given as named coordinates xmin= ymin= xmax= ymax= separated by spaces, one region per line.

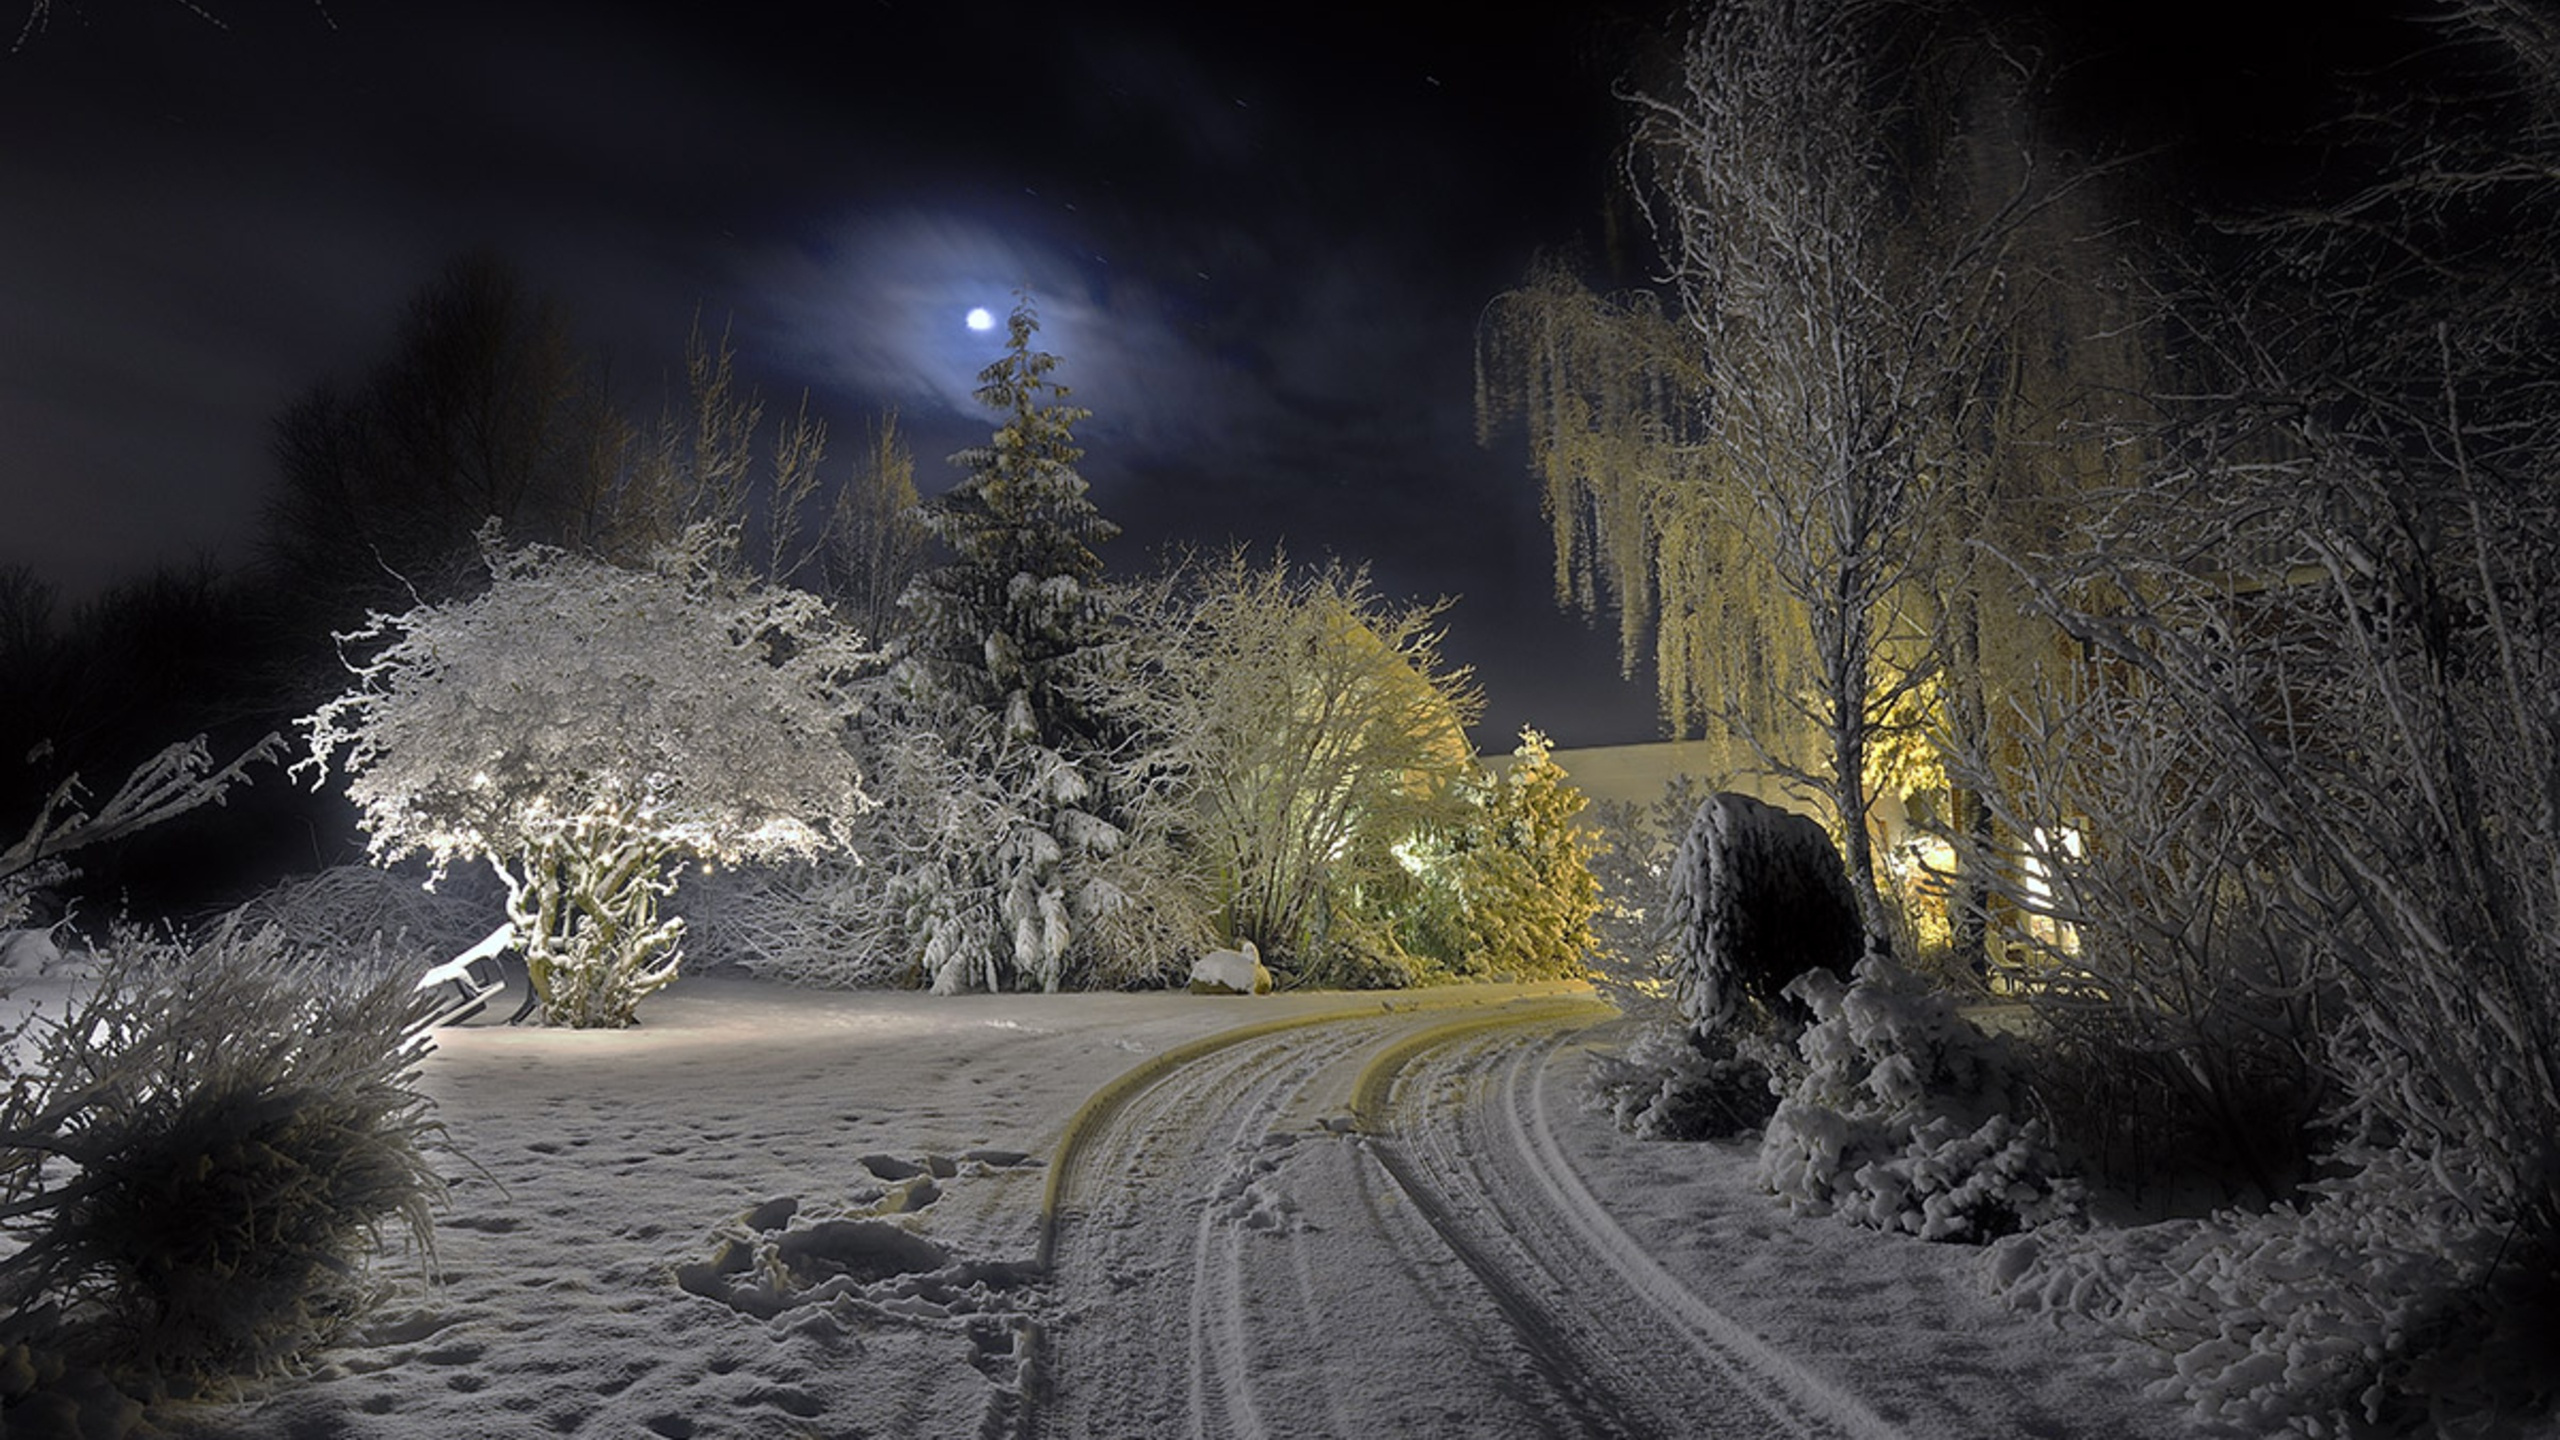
xmin=1456 ymin=729 xmax=1601 ymax=979
xmin=299 ymin=524 xmax=870 ymax=1026
xmin=886 ymin=298 xmax=1128 ymax=993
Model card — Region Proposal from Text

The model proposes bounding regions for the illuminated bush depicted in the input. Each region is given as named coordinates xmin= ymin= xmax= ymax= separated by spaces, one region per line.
xmin=1100 ymin=552 xmax=1481 ymax=985
xmin=1382 ymin=729 xmax=1601 ymax=982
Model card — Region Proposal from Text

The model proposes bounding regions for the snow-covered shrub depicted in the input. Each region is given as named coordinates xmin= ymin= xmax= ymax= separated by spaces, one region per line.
xmin=1757 ymin=952 xmax=2080 ymax=1242
xmin=1992 ymin=1138 xmax=2556 ymax=1436
xmin=218 ymin=862 xmax=496 ymax=978
xmin=1585 ymin=1022 xmax=1779 ymax=1140
xmin=1665 ymin=791 xmax=1861 ymax=1035
xmin=1092 ymin=549 xmax=1478 ymax=987
xmin=2017 ymin=951 xmax=2333 ymax=1210
xmin=1953 ymin=666 xmax=2338 ymax=1205
xmin=676 ymin=858 xmax=890 ymax=987
xmin=299 ymin=524 xmax=871 ymax=1025
xmin=0 ymin=922 xmax=444 ymax=1400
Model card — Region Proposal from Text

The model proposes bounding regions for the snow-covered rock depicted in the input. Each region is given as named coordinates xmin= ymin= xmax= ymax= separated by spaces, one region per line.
xmin=1187 ymin=940 xmax=1272 ymax=995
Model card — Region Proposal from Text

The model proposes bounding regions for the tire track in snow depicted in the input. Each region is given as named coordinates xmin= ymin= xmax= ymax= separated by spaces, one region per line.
xmin=1371 ymin=1022 xmax=1909 ymax=1440
xmin=1029 ymin=987 xmax=1612 ymax=1440
xmin=1031 ymin=1002 xmax=1407 ymax=1439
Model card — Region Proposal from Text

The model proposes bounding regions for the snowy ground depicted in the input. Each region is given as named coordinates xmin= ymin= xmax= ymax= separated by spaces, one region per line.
xmin=93 ymin=973 xmax=2206 ymax=1439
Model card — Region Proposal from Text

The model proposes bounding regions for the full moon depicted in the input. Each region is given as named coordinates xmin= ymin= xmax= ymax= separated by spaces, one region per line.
xmin=965 ymin=306 xmax=995 ymax=331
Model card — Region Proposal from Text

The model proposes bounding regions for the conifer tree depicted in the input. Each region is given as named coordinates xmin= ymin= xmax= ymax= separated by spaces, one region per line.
xmin=886 ymin=297 xmax=1127 ymax=992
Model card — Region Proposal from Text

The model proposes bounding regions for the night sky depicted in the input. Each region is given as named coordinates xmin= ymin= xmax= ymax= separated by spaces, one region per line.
xmin=1 ymin=0 xmax=2413 ymax=750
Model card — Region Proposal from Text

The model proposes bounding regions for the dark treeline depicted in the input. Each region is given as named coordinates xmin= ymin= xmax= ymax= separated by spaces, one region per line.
xmin=4 ymin=253 xmax=925 ymax=925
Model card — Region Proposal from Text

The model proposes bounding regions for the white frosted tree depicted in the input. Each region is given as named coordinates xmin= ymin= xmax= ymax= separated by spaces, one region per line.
xmin=299 ymin=525 xmax=872 ymax=1026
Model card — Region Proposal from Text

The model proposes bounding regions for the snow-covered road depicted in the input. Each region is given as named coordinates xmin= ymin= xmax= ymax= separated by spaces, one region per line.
xmin=1034 ymin=990 xmax=1896 ymax=1439
xmin=143 ymin=975 xmax=2187 ymax=1439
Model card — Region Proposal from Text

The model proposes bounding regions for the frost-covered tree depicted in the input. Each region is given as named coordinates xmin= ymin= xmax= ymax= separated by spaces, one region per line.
xmin=1622 ymin=0 xmax=2025 ymax=943
xmin=1099 ymin=551 xmax=1479 ymax=984
xmin=1479 ymin=1 xmax=2130 ymax=953
xmin=818 ymin=411 xmax=928 ymax=647
xmin=1974 ymin=9 xmax=2560 ymax=1426
xmin=883 ymin=298 xmax=1127 ymax=992
xmin=264 ymin=255 xmax=624 ymax=626
xmin=1394 ymin=729 xmax=1601 ymax=982
xmin=299 ymin=526 xmax=871 ymax=1026
xmin=1 ymin=733 xmax=279 ymax=928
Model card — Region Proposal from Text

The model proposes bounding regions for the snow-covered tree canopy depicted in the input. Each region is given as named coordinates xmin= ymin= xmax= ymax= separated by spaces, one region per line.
xmin=304 ymin=526 xmax=870 ymax=875
xmin=300 ymin=525 xmax=873 ymax=1024
xmin=1100 ymin=551 xmax=1481 ymax=979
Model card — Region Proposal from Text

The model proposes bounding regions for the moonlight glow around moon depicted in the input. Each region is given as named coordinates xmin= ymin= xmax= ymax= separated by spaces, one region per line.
xmin=966 ymin=306 xmax=995 ymax=331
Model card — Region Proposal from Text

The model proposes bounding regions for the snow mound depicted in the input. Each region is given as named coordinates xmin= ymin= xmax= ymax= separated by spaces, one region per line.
xmin=676 ymin=1183 xmax=1044 ymax=1336
xmin=0 ymin=927 xmax=92 ymax=981
xmin=1990 ymin=1141 xmax=2557 ymax=1435
xmin=1187 ymin=941 xmax=1273 ymax=996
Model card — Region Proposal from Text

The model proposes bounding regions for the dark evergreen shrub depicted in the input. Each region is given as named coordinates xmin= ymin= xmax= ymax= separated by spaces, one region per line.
xmin=1665 ymin=792 xmax=1862 ymax=1035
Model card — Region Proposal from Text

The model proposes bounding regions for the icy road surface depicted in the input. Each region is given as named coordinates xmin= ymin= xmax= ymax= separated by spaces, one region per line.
xmin=151 ymin=976 xmax=2189 ymax=1439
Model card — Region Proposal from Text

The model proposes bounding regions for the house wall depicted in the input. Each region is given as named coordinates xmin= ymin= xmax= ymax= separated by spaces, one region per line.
xmin=1515 ymin=739 xmax=1903 ymax=839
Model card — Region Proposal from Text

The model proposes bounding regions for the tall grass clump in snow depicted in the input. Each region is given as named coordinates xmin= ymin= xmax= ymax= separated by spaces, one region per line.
xmin=0 ymin=921 xmax=445 ymax=1413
